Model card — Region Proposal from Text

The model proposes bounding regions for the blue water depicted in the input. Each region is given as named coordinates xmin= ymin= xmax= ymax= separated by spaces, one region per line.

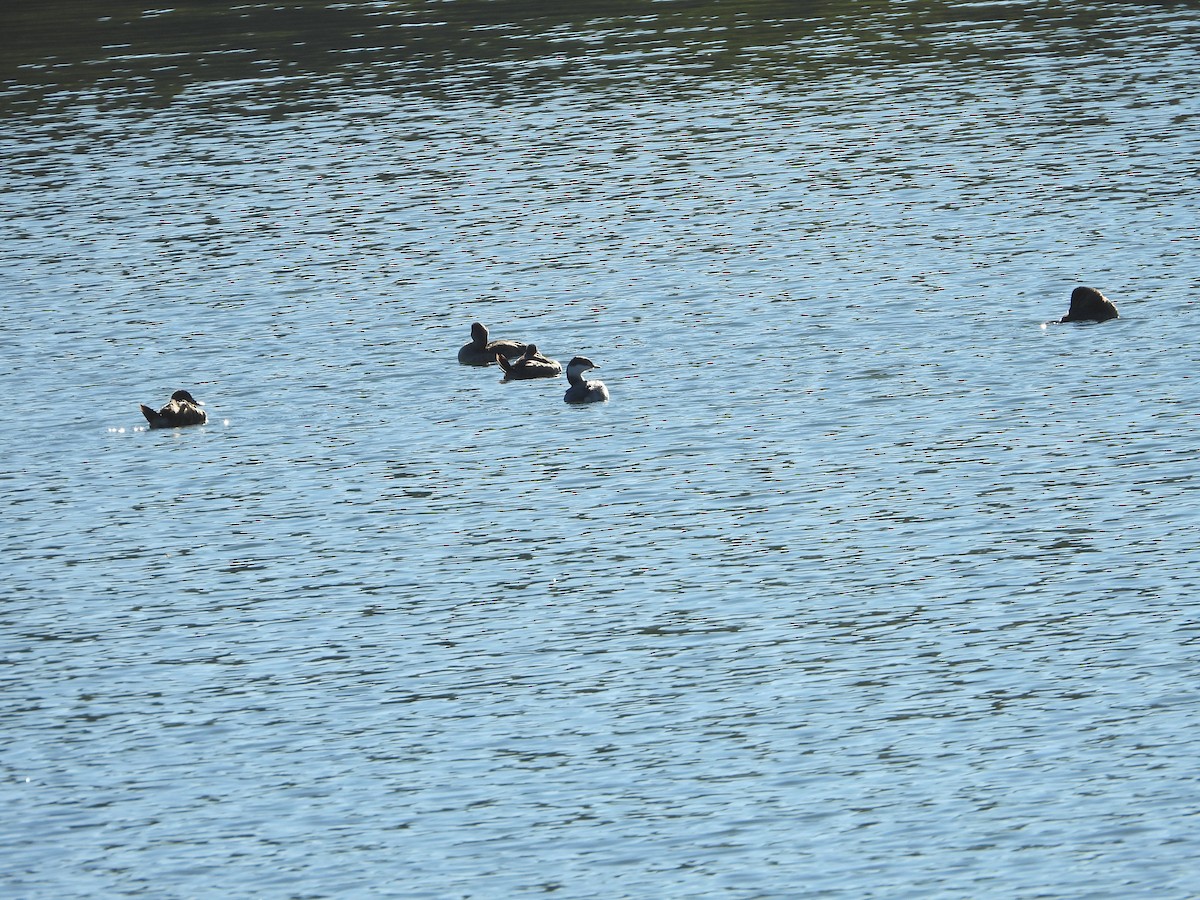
xmin=3 ymin=2 xmax=1200 ymax=897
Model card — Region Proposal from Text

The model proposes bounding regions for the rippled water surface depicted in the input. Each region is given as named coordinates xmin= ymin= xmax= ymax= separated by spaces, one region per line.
xmin=3 ymin=1 xmax=1200 ymax=897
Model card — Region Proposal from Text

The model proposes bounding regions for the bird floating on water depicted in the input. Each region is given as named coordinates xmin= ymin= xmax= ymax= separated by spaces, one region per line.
xmin=563 ymin=356 xmax=609 ymax=404
xmin=496 ymin=343 xmax=562 ymax=380
xmin=1061 ymin=286 xmax=1119 ymax=323
xmin=458 ymin=321 xmax=528 ymax=366
xmin=140 ymin=389 xmax=207 ymax=428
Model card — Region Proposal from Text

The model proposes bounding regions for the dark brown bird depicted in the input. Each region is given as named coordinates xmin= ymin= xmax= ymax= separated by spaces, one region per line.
xmin=1061 ymin=286 xmax=1119 ymax=323
xmin=458 ymin=322 xmax=528 ymax=366
xmin=496 ymin=344 xmax=562 ymax=380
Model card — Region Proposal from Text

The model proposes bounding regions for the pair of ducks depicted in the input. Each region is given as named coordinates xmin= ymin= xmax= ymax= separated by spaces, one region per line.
xmin=458 ymin=321 xmax=610 ymax=404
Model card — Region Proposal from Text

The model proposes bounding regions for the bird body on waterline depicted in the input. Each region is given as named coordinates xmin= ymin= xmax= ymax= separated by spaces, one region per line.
xmin=497 ymin=344 xmax=562 ymax=380
xmin=1061 ymin=286 xmax=1119 ymax=323
xmin=141 ymin=390 xmax=207 ymax=428
xmin=563 ymin=356 xmax=609 ymax=404
xmin=459 ymin=322 xmax=528 ymax=366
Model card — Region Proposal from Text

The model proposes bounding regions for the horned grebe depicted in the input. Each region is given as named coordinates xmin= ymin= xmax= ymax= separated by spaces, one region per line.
xmin=563 ymin=356 xmax=609 ymax=404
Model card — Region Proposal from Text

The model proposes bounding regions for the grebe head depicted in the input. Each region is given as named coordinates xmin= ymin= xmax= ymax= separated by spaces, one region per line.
xmin=566 ymin=356 xmax=598 ymax=378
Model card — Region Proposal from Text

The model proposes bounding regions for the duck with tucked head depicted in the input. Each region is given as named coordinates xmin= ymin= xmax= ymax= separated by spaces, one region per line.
xmin=564 ymin=356 xmax=609 ymax=404
xmin=458 ymin=321 xmax=528 ymax=366
xmin=496 ymin=343 xmax=562 ymax=380
xmin=141 ymin=389 xmax=207 ymax=428
xmin=1061 ymin=286 xmax=1119 ymax=323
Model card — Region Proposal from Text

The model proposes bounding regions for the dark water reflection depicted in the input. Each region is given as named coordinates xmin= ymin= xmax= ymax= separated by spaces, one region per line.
xmin=0 ymin=0 xmax=837 ymax=107
xmin=6 ymin=0 xmax=1200 ymax=112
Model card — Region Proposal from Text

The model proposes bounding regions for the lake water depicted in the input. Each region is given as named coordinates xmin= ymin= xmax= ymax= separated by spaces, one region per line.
xmin=3 ymin=1 xmax=1200 ymax=897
